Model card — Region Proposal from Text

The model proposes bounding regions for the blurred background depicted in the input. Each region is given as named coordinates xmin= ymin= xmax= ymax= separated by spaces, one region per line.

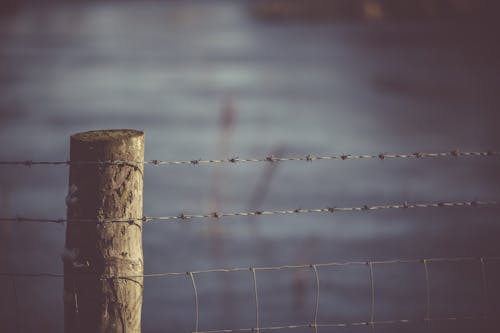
xmin=1 ymin=0 xmax=500 ymax=332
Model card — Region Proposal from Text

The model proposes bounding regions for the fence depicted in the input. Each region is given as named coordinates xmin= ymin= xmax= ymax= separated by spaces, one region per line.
xmin=3 ymin=256 xmax=500 ymax=332
xmin=1 ymin=129 xmax=499 ymax=333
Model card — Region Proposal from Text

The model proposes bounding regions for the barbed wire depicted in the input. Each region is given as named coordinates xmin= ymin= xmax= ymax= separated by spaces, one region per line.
xmin=0 ymin=199 xmax=497 ymax=224
xmin=3 ymin=146 xmax=499 ymax=331
xmin=0 ymin=150 xmax=498 ymax=167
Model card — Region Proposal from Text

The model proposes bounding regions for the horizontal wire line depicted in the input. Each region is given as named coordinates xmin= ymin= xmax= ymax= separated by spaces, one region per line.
xmin=0 ymin=150 xmax=499 ymax=167
xmin=0 ymin=199 xmax=498 ymax=224
xmin=3 ymin=256 xmax=500 ymax=279
xmin=194 ymin=315 xmax=490 ymax=333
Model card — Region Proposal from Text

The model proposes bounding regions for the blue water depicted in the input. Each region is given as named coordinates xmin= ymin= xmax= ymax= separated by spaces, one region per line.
xmin=1 ymin=1 xmax=500 ymax=332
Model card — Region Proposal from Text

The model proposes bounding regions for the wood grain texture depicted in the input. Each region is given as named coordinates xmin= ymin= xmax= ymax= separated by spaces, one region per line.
xmin=64 ymin=129 xmax=144 ymax=333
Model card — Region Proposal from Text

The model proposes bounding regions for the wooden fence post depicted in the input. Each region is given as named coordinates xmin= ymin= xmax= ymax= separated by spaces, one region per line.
xmin=64 ymin=129 xmax=144 ymax=333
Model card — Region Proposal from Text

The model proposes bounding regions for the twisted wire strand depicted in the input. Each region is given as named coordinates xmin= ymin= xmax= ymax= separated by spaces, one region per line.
xmin=3 ymin=256 xmax=499 ymax=280
xmin=1 ymin=199 xmax=498 ymax=224
xmin=193 ymin=315 xmax=490 ymax=333
xmin=0 ymin=150 xmax=498 ymax=167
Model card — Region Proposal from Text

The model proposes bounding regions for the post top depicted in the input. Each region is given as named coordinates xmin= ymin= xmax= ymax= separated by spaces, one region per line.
xmin=71 ymin=129 xmax=143 ymax=143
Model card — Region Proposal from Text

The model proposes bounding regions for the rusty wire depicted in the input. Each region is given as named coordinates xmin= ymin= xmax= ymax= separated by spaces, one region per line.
xmin=0 ymin=199 xmax=497 ymax=224
xmin=0 ymin=150 xmax=498 ymax=167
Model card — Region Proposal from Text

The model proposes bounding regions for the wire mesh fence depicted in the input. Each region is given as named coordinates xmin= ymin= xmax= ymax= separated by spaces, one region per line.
xmin=1 ymin=148 xmax=500 ymax=332
xmin=3 ymin=256 xmax=500 ymax=332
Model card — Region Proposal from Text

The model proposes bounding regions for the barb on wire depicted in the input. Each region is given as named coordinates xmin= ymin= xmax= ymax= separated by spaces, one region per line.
xmin=0 ymin=150 xmax=498 ymax=167
xmin=1 ymin=199 xmax=498 ymax=224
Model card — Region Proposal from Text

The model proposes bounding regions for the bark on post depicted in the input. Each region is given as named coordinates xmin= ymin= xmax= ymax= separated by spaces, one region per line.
xmin=64 ymin=129 xmax=144 ymax=333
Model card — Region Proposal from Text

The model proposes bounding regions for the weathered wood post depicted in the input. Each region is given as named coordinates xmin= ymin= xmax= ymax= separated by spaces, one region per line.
xmin=64 ymin=129 xmax=144 ymax=333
